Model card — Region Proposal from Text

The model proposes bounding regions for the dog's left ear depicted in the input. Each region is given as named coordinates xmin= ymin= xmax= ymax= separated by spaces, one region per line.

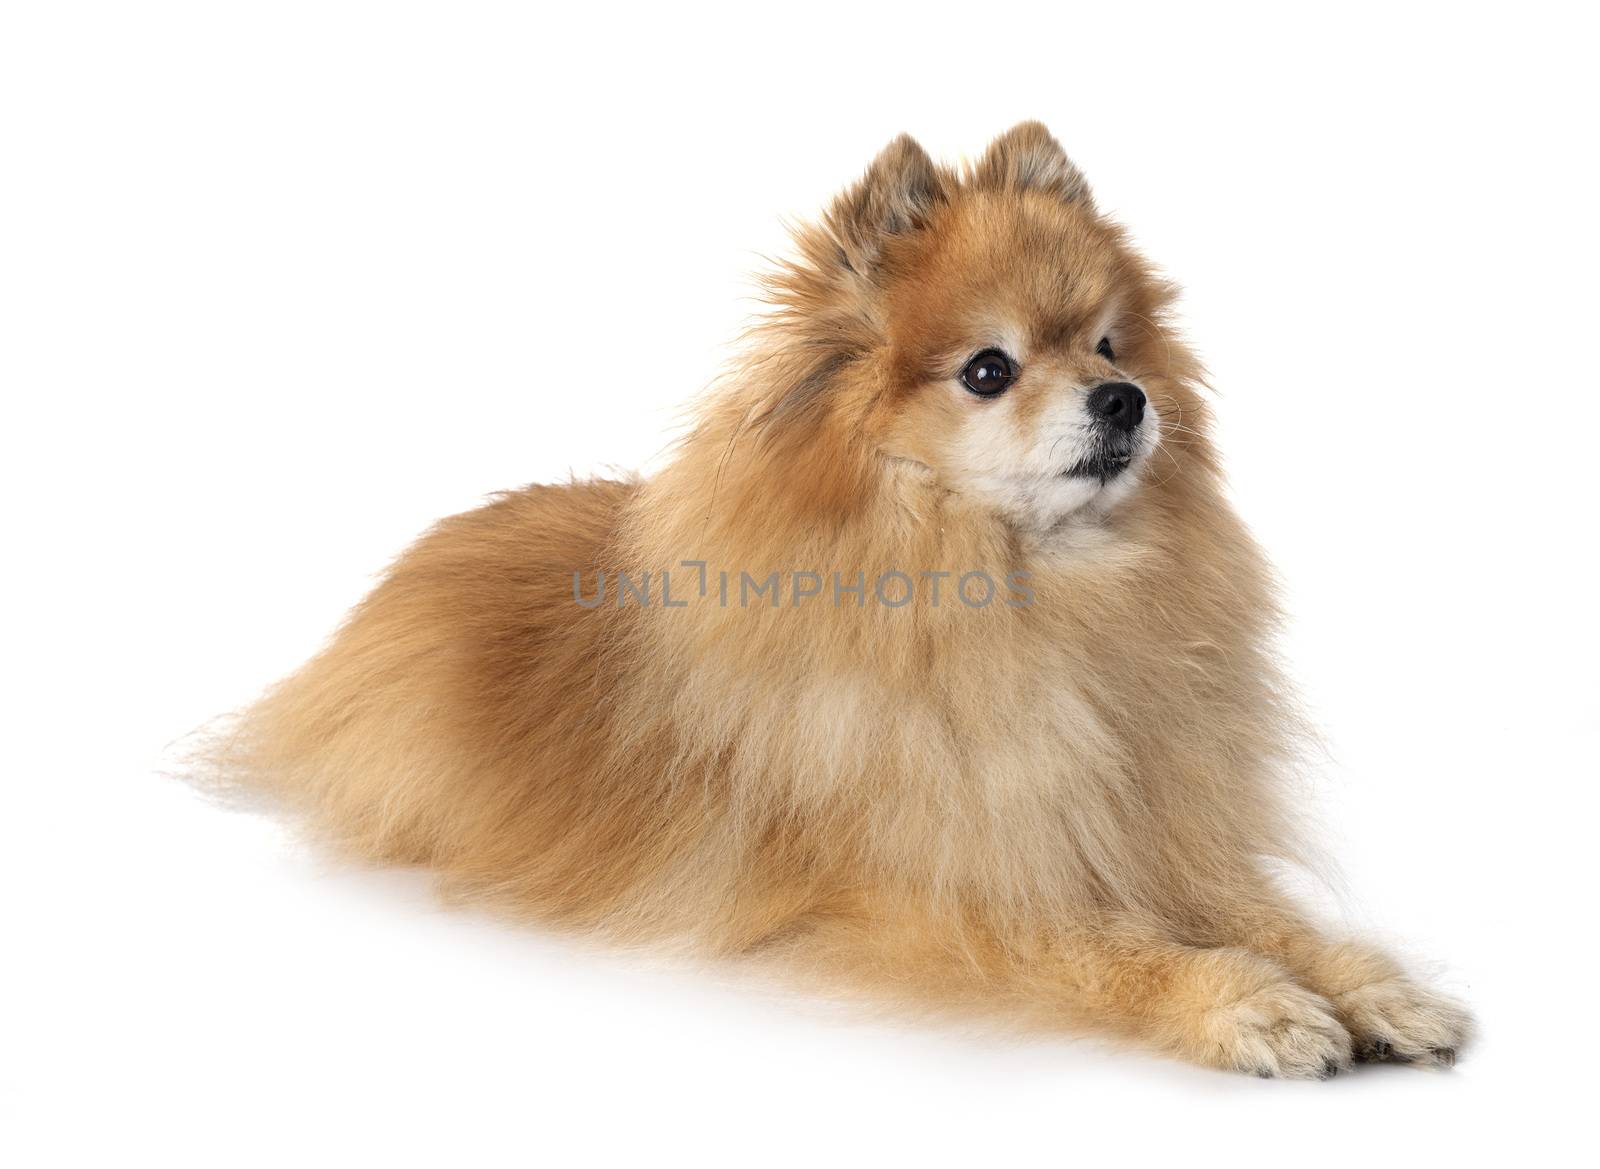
xmin=972 ymin=121 xmax=1093 ymax=205
xmin=827 ymin=133 xmax=949 ymax=273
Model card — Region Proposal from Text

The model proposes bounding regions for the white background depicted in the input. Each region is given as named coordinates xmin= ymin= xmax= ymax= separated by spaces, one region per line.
xmin=4 ymin=2 xmax=1597 ymax=1164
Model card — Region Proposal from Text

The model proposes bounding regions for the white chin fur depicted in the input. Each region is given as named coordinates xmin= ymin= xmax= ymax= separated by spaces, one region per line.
xmin=971 ymin=450 xmax=1154 ymax=530
xmin=959 ymin=400 xmax=1163 ymax=530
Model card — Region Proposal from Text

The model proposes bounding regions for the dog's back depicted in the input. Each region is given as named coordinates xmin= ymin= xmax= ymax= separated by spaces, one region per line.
xmin=205 ymin=478 xmax=647 ymax=903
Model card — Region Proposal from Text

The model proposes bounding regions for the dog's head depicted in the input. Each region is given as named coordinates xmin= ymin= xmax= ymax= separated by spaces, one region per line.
xmin=751 ymin=123 xmax=1203 ymax=532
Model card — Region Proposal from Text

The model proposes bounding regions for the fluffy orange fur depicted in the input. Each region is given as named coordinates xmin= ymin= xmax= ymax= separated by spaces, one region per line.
xmin=202 ymin=124 xmax=1470 ymax=1077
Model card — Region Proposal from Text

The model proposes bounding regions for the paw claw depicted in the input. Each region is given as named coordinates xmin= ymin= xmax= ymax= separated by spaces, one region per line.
xmin=1332 ymin=976 xmax=1471 ymax=1071
xmin=1203 ymin=980 xmax=1352 ymax=1080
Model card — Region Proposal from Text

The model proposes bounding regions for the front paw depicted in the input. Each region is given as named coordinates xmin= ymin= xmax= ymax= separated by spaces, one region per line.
xmin=1200 ymin=980 xmax=1354 ymax=1079
xmin=1333 ymin=976 xmax=1472 ymax=1067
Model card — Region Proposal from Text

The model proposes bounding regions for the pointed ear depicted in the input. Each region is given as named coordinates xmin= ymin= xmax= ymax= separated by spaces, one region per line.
xmin=827 ymin=133 xmax=948 ymax=272
xmin=971 ymin=121 xmax=1092 ymax=205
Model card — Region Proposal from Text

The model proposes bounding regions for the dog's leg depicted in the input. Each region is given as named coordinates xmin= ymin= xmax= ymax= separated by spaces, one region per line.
xmin=1033 ymin=917 xmax=1355 ymax=1078
xmin=1190 ymin=898 xmax=1473 ymax=1065
xmin=758 ymin=902 xmax=1351 ymax=1076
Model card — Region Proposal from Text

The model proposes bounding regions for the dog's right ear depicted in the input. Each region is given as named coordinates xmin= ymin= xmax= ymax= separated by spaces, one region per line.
xmin=826 ymin=134 xmax=948 ymax=275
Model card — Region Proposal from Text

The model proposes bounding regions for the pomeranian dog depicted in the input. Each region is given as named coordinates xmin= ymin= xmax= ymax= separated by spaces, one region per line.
xmin=205 ymin=123 xmax=1470 ymax=1077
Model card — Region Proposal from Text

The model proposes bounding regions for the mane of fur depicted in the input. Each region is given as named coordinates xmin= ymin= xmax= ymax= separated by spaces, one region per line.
xmin=195 ymin=128 xmax=1314 ymax=1021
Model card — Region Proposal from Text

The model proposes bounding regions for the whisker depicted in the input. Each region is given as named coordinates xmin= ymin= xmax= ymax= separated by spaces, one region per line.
xmin=1124 ymin=311 xmax=1174 ymax=376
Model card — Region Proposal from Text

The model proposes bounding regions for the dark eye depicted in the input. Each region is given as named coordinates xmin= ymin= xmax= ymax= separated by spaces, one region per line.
xmin=1096 ymin=336 xmax=1116 ymax=362
xmin=960 ymin=349 xmax=1017 ymax=396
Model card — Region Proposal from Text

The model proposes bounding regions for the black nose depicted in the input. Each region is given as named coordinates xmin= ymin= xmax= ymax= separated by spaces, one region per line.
xmin=1086 ymin=382 xmax=1146 ymax=432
